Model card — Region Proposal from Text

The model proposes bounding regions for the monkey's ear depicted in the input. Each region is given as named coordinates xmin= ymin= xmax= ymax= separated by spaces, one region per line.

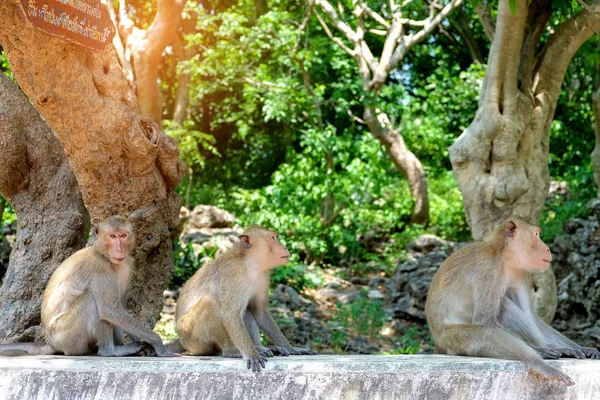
xmin=505 ymin=220 xmax=517 ymax=238
xmin=92 ymin=224 xmax=99 ymax=239
xmin=239 ymin=234 xmax=252 ymax=249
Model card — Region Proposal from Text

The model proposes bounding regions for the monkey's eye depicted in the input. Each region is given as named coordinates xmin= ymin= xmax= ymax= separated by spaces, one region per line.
xmin=109 ymin=234 xmax=117 ymax=239
xmin=534 ymin=231 xmax=540 ymax=238
xmin=120 ymin=233 xmax=128 ymax=238
xmin=272 ymin=236 xmax=277 ymax=241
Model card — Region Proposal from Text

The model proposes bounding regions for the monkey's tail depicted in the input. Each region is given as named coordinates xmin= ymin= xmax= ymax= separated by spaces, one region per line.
xmin=0 ymin=343 xmax=55 ymax=356
xmin=165 ymin=339 xmax=185 ymax=354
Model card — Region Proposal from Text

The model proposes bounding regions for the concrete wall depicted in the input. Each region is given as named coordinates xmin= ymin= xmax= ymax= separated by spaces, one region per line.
xmin=0 ymin=354 xmax=598 ymax=399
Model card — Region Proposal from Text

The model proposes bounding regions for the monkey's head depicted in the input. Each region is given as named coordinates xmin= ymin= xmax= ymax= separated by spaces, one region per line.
xmin=93 ymin=215 xmax=134 ymax=265
xmin=502 ymin=217 xmax=552 ymax=270
xmin=239 ymin=225 xmax=290 ymax=270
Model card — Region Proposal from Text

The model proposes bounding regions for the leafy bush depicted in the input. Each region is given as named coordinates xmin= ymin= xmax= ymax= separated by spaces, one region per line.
xmin=329 ymin=290 xmax=387 ymax=351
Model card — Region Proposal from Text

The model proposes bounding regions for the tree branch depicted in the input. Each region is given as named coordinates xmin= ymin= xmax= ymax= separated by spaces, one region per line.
xmin=534 ymin=1 xmax=600 ymax=97
xmin=106 ymin=0 xmax=134 ymax=86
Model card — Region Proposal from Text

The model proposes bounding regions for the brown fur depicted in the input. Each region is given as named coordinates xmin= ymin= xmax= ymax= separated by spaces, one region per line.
xmin=175 ymin=225 xmax=317 ymax=372
xmin=0 ymin=216 xmax=175 ymax=357
xmin=425 ymin=217 xmax=599 ymax=386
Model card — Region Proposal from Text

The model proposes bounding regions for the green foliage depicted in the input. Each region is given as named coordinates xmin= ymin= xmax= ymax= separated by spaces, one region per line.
xmin=164 ymin=120 xmax=220 ymax=170
xmin=171 ymin=239 xmax=219 ymax=287
xmin=0 ymin=50 xmax=13 ymax=80
xmin=329 ymin=291 xmax=387 ymax=351
xmin=387 ymin=326 xmax=432 ymax=355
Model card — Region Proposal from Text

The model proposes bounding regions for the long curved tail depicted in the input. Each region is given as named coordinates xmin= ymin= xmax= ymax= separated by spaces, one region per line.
xmin=0 ymin=343 xmax=55 ymax=356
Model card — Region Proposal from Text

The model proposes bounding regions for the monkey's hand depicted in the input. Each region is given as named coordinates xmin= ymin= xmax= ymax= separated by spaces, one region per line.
xmin=533 ymin=347 xmax=560 ymax=360
xmin=579 ymin=347 xmax=600 ymax=359
xmin=286 ymin=347 xmax=318 ymax=356
xmin=556 ymin=348 xmax=586 ymax=359
xmin=245 ymin=355 xmax=268 ymax=372
xmin=256 ymin=346 xmax=275 ymax=358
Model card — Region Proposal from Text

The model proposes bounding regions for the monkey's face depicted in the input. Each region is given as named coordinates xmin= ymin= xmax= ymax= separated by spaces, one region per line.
xmin=242 ymin=228 xmax=290 ymax=270
xmin=104 ymin=229 xmax=132 ymax=264
xmin=508 ymin=222 xmax=552 ymax=270
xmin=265 ymin=231 xmax=290 ymax=268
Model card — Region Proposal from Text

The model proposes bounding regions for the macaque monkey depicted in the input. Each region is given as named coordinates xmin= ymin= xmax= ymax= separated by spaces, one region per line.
xmin=0 ymin=216 xmax=174 ymax=357
xmin=425 ymin=217 xmax=599 ymax=386
xmin=175 ymin=225 xmax=317 ymax=372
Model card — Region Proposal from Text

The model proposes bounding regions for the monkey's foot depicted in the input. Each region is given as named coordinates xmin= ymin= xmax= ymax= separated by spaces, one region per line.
xmin=245 ymin=355 xmax=268 ymax=372
xmin=556 ymin=348 xmax=586 ymax=359
xmin=580 ymin=347 xmax=600 ymax=359
xmin=268 ymin=346 xmax=290 ymax=356
xmin=528 ymin=361 xmax=574 ymax=386
xmin=134 ymin=343 xmax=157 ymax=357
xmin=256 ymin=346 xmax=275 ymax=357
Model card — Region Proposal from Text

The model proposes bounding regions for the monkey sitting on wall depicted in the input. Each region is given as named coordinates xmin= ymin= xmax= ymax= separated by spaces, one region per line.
xmin=425 ymin=217 xmax=599 ymax=386
xmin=175 ymin=225 xmax=317 ymax=372
xmin=0 ymin=216 xmax=175 ymax=357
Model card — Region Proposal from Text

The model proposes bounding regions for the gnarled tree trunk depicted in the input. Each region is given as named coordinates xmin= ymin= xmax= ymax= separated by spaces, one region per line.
xmin=0 ymin=4 xmax=186 ymax=330
xmin=449 ymin=0 xmax=600 ymax=322
xmin=0 ymin=75 xmax=89 ymax=342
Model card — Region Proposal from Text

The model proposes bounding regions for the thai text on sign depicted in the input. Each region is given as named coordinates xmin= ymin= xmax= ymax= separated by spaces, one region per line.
xmin=17 ymin=0 xmax=116 ymax=51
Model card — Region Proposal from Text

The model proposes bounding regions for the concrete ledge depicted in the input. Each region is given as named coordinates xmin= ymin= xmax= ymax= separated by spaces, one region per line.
xmin=0 ymin=354 xmax=598 ymax=399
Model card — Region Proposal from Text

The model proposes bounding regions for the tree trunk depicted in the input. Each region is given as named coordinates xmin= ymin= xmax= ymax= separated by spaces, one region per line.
xmin=0 ymin=5 xmax=186 ymax=327
xmin=0 ymin=75 xmax=89 ymax=342
xmin=112 ymin=0 xmax=186 ymax=124
xmin=449 ymin=0 xmax=600 ymax=322
xmin=364 ymin=106 xmax=429 ymax=225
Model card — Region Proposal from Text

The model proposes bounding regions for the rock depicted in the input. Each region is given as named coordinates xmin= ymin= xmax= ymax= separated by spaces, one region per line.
xmin=188 ymin=205 xmax=236 ymax=229
xmin=551 ymin=203 xmax=600 ymax=347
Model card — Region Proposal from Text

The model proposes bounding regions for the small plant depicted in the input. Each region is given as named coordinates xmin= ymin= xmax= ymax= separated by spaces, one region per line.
xmin=388 ymin=325 xmax=433 ymax=355
xmin=328 ymin=290 xmax=387 ymax=351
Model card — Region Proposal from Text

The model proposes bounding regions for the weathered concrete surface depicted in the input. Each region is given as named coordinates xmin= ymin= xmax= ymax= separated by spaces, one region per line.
xmin=0 ymin=354 xmax=598 ymax=400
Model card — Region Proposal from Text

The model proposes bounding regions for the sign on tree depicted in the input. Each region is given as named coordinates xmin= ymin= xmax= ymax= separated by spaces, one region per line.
xmin=16 ymin=0 xmax=116 ymax=51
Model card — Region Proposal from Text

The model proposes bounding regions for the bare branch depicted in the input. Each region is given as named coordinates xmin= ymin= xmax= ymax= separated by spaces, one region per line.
xmin=314 ymin=11 xmax=356 ymax=56
xmin=314 ymin=0 xmax=358 ymax=44
xmin=369 ymin=13 xmax=404 ymax=90
xmin=293 ymin=2 xmax=314 ymax=55
xmin=475 ymin=2 xmax=495 ymax=42
xmin=364 ymin=6 xmax=391 ymax=29
xmin=390 ymin=0 xmax=463 ymax=68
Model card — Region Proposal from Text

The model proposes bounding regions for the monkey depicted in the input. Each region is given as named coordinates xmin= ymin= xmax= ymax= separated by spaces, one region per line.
xmin=425 ymin=216 xmax=600 ymax=386
xmin=175 ymin=225 xmax=317 ymax=372
xmin=0 ymin=216 xmax=175 ymax=357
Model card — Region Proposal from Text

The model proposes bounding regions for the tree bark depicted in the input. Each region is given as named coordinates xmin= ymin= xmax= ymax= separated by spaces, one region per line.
xmin=449 ymin=0 xmax=600 ymax=322
xmin=0 ymin=4 xmax=186 ymax=328
xmin=0 ymin=75 xmax=89 ymax=342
